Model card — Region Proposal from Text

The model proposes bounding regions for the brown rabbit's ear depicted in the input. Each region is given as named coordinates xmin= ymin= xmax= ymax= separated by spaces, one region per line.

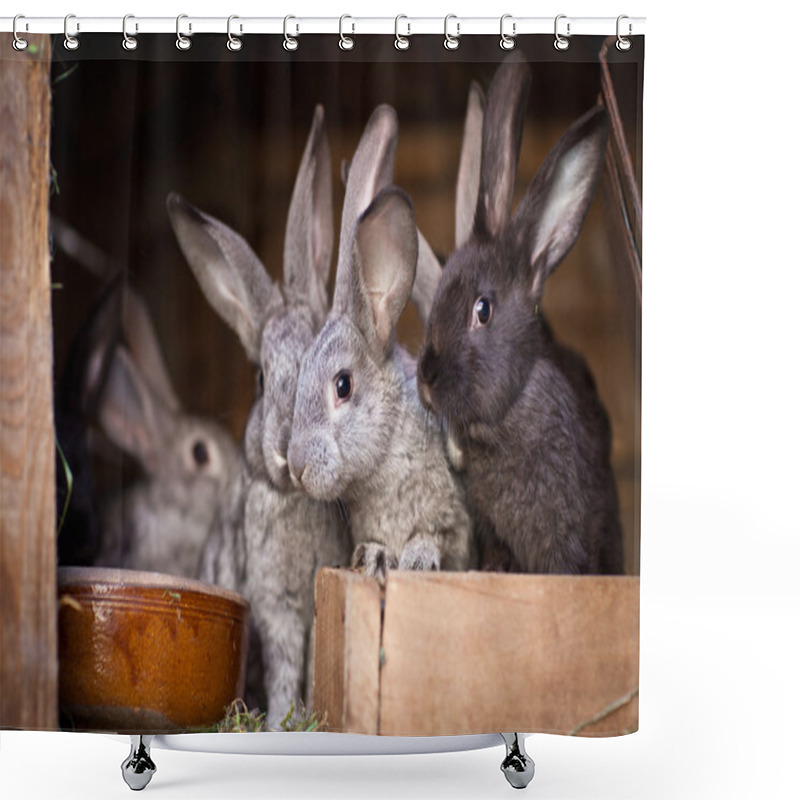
xmin=167 ymin=192 xmax=282 ymax=363
xmin=455 ymin=80 xmax=486 ymax=248
xmin=473 ymin=55 xmax=531 ymax=241
xmin=98 ymin=346 xmax=165 ymax=474
xmin=283 ymin=104 xmax=334 ymax=329
xmin=348 ymin=187 xmax=418 ymax=359
xmin=512 ymin=105 xmax=609 ymax=299
xmin=122 ymin=286 xmax=181 ymax=414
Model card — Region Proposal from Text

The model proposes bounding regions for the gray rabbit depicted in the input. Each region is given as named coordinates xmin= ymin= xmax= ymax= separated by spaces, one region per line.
xmin=167 ymin=106 xmax=351 ymax=726
xmin=94 ymin=286 xmax=241 ymax=578
xmin=416 ymin=59 xmax=623 ymax=575
xmin=287 ymin=106 xmax=475 ymax=580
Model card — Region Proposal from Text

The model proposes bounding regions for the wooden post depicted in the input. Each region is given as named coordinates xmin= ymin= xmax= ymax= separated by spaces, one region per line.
xmin=0 ymin=34 xmax=58 ymax=730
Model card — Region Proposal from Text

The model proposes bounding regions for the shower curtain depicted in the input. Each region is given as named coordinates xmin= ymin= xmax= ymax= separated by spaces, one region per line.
xmin=1 ymin=22 xmax=643 ymax=742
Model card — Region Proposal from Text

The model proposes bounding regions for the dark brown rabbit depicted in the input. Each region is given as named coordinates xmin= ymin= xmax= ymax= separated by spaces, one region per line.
xmin=417 ymin=59 xmax=623 ymax=575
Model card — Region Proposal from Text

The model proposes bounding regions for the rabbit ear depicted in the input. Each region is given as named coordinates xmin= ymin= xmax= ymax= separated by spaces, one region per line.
xmin=473 ymin=56 xmax=531 ymax=241
xmin=347 ymin=187 xmax=418 ymax=358
xmin=122 ymin=286 xmax=182 ymax=414
xmin=334 ymin=105 xmax=398 ymax=307
xmin=98 ymin=346 xmax=166 ymax=472
xmin=409 ymin=230 xmax=442 ymax=329
xmin=167 ymin=192 xmax=282 ymax=362
xmin=512 ymin=105 xmax=609 ymax=299
xmin=67 ymin=275 xmax=124 ymax=419
xmin=283 ymin=105 xmax=333 ymax=328
xmin=455 ymin=81 xmax=486 ymax=248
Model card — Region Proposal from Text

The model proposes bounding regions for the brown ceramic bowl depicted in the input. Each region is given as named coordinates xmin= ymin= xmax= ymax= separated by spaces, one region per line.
xmin=57 ymin=567 xmax=249 ymax=733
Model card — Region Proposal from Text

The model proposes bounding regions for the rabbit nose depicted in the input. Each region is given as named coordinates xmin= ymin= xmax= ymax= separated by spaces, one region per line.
xmin=287 ymin=448 xmax=305 ymax=488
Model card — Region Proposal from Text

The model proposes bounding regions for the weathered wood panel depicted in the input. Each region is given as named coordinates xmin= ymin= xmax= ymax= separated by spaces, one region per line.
xmin=314 ymin=569 xmax=638 ymax=737
xmin=313 ymin=569 xmax=381 ymax=734
xmin=0 ymin=34 xmax=58 ymax=730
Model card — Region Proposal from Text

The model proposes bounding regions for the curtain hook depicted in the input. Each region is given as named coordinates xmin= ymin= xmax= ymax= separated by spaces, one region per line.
xmin=554 ymin=14 xmax=570 ymax=51
xmin=122 ymin=15 xmax=138 ymax=51
xmin=616 ymin=15 xmax=632 ymax=51
xmin=500 ymin=14 xmax=516 ymax=51
xmin=12 ymin=14 xmax=28 ymax=51
xmin=176 ymin=14 xmax=192 ymax=50
xmin=444 ymin=14 xmax=460 ymax=51
xmin=283 ymin=15 xmax=299 ymax=51
xmin=227 ymin=15 xmax=242 ymax=51
xmin=339 ymin=14 xmax=355 ymax=50
xmin=64 ymin=13 xmax=80 ymax=51
xmin=395 ymin=15 xmax=410 ymax=50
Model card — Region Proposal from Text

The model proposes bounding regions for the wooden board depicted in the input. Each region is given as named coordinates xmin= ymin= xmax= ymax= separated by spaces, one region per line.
xmin=0 ymin=35 xmax=58 ymax=730
xmin=314 ymin=569 xmax=638 ymax=737
xmin=313 ymin=569 xmax=382 ymax=734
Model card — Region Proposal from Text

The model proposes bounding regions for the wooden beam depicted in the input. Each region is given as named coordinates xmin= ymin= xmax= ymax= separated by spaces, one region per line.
xmin=0 ymin=34 xmax=58 ymax=730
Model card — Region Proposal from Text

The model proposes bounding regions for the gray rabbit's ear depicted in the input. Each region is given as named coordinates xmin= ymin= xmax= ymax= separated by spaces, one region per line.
xmin=348 ymin=187 xmax=418 ymax=358
xmin=122 ymin=286 xmax=182 ymax=414
xmin=335 ymin=105 xmax=398 ymax=283
xmin=455 ymin=81 xmax=486 ymax=248
xmin=410 ymin=230 xmax=442 ymax=330
xmin=98 ymin=346 xmax=165 ymax=473
xmin=167 ymin=192 xmax=282 ymax=362
xmin=283 ymin=105 xmax=334 ymax=328
xmin=473 ymin=55 xmax=531 ymax=241
xmin=513 ymin=105 xmax=609 ymax=299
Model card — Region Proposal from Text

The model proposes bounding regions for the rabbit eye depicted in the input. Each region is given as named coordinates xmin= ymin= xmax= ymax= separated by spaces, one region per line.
xmin=334 ymin=370 xmax=353 ymax=404
xmin=473 ymin=296 xmax=492 ymax=327
xmin=192 ymin=440 xmax=210 ymax=467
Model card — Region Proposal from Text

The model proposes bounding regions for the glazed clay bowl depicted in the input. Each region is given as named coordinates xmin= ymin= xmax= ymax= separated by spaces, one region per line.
xmin=58 ymin=567 xmax=249 ymax=733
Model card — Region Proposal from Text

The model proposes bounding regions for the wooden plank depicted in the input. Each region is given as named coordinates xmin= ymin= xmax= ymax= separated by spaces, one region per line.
xmin=313 ymin=569 xmax=381 ymax=734
xmin=0 ymin=34 xmax=58 ymax=730
xmin=379 ymin=572 xmax=639 ymax=737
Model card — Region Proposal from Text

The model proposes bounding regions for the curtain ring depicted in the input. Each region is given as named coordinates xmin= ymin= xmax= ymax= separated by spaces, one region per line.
xmin=616 ymin=15 xmax=632 ymax=51
xmin=554 ymin=14 xmax=570 ymax=51
xmin=227 ymin=15 xmax=242 ymax=51
xmin=283 ymin=15 xmax=298 ymax=51
xmin=122 ymin=15 xmax=138 ymax=51
xmin=176 ymin=14 xmax=192 ymax=50
xmin=444 ymin=14 xmax=460 ymax=51
xmin=64 ymin=13 xmax=80 ymax=51
xmin=394 ymin=15 xmax=410 ymax=51
xmin=339 ymin=14 xmax=355 ymax=50
xmin=500 ymin=14 xmax=516 ymax=51
xmin=12 ymin=15 xmax=28 ymax=51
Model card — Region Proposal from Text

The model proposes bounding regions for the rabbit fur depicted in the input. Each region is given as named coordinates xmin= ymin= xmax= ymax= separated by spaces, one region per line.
xmin=287 ymin=106 xmax=475 ymax=580
xmin=94 ymin=285 xmax=241 ymax=579
xmin=417 ymin=58 xmax=624 ymax=575
xmin=167 ymin=105 xmax=352 ymax=726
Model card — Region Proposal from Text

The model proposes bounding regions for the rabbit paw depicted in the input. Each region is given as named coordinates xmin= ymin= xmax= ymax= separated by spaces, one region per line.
xmin=399 ymin=536 xmax=441 ymax=572
xmin=353 ymin=542 xmax=398 ymax=582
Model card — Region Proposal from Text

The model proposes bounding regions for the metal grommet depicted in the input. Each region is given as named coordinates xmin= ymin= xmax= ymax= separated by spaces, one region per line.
xmin=616 ymin=15 xmax=632 ymax=51
xmin=283 ymin=15 xmax=298 ymax=51
xmin=394 ymin=15 xmax=410 ymax=51
xmin=122 ymin=15 xmax=138 ymax=51
xmin=444 ymin=14 xmax=460 ymax=51
xmin=12 ymin=15 xmax=28 ymax=51
xmin=554 ymin=14 xmax=570 ymax=51
xmin=176 ymin=14 xmax=192 ymax=51
xmin=500 ymin=14 xmax=516 ymax=51
xmin=64 ymin=13 xmax=80 ymax=51
xmin=227 ymin=15 xmax=242 ymax=51
xmin=339 ymin=14 xmax=354 ymax=50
